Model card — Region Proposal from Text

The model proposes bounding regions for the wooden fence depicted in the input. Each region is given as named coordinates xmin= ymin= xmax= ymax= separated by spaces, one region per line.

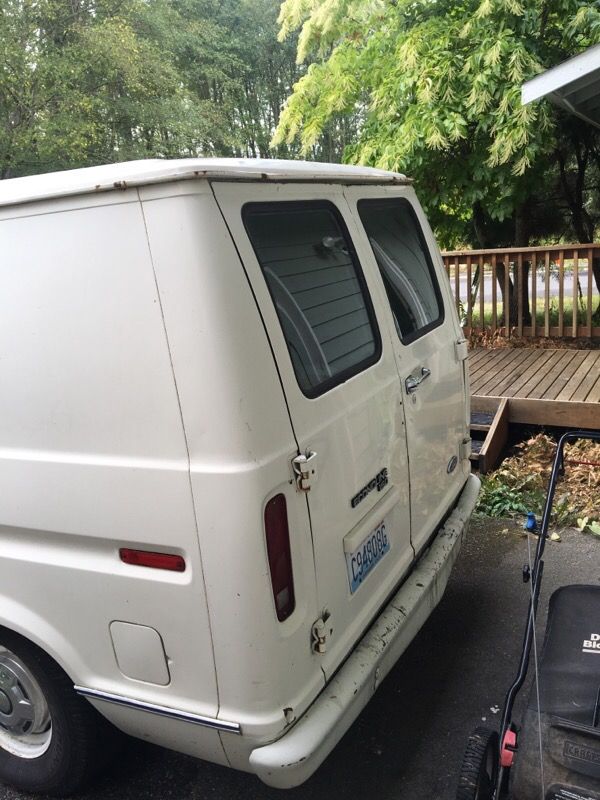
xmin=441 ymin=243 xmax=600 ymax=339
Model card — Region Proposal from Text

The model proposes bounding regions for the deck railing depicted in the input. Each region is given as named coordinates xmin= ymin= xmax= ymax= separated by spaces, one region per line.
xmin=441 ymin=244 xmax=600 ymax=339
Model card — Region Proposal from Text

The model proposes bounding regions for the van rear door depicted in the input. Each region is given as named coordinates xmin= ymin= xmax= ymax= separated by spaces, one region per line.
xmin=344 ymin=186 xmax=469 ymax=557
xmin=212 ymin=182 xmax=413 ymax=677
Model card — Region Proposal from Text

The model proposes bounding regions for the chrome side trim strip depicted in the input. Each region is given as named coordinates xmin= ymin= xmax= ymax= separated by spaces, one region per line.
xmin=73 ymin=686 xmax=241 ymax=734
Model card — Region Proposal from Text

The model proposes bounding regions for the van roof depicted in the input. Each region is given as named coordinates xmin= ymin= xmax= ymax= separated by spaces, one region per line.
xmin=0 ymin=158 xmax=410 ymax=208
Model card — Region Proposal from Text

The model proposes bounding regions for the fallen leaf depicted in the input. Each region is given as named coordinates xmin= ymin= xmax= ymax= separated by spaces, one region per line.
xmin=589 ymin=521 xmax=600 ymax=536
xmin=550 ymin=532 xmax=561 ymax=542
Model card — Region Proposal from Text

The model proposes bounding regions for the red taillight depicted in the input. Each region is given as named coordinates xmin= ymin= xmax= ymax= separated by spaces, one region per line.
xmin=119 ymin=548 xmax=186 ymax=572
xmin=264 ymin=494 xmax=295 ymax=621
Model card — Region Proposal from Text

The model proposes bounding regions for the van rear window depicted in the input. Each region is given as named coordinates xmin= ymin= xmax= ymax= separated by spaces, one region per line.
xmin=357 ymin=199 xmax=444 ymax=344
xmin=243 ymin=201 xmax=381 ymax=397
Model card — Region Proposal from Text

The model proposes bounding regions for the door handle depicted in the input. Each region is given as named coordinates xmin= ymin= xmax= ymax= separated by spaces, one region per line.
xmin=405 ymin=367 xmax=431 ymax=394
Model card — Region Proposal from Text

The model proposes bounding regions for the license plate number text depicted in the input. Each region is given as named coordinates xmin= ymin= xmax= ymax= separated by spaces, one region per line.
xmin=346 ymin=520 xmax=390 ymax=594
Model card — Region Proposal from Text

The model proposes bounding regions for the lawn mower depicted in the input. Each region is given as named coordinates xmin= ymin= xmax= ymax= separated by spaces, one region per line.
xmin=457 ymin=429 xmax=600 ymax=800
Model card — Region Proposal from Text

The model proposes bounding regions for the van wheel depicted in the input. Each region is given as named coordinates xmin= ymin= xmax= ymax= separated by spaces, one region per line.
xmin=0 ymin=632 xmax=113 ymax=796
xmin=456 ymin=726 xmax=499 ymax=800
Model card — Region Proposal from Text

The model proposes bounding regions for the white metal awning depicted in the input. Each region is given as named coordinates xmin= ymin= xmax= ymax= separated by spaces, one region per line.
xmin=522 ymin=44 xmax=600 ymax=128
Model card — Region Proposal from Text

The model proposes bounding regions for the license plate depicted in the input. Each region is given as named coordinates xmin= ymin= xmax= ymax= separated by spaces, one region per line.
xmin=346 ymin=520 xmax=390 ymax=594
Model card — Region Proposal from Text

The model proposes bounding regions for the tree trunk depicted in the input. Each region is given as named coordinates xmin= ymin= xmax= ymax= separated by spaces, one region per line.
xmin=514 ymin=205 xmax=532 ymax=326
xmin=491 ymin=205 xmax=532 ymax=329
xmin=520 ymin=261 xmax=532 ymax=326
xmin=496 ymin=261 xmax=518 ymax=328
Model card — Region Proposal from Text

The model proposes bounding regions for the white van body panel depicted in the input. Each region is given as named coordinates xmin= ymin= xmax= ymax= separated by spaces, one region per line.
xmin=0 ymin=159 xmax=477 ymax=787
xmin=0 ymin=188 xmax=225 ymax=762
xmin=211 ymin=181 xmax=415 ymax=682
xmin=343 ymin=186 xmax=470 ymax=555
xmin=138 ymin=182 xmax=324 ymax=740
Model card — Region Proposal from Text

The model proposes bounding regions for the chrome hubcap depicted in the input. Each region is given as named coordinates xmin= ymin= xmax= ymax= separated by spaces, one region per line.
xmin=0 ymin=648 xmax=52 ymax=758
xmin=0 ymin=689 xmax=11 ymax=714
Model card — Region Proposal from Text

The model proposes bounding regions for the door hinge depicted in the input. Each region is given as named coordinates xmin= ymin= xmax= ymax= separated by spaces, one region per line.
xmin=455 ymin=338 xmax=469 ymax=362
xmin=460 ymin=437 xmax=472 ymax=460
xmin=311 ymin=612 xmax=333 ymax=655
xmin=292 ymin=450 xmax=317 ymax=492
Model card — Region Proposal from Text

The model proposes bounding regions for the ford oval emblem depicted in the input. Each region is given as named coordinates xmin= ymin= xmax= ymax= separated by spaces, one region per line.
xmin=447 ymin=455 xmax=458 ymax=474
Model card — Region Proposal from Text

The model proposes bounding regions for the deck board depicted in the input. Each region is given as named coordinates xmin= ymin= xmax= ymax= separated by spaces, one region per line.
xmin=570 ymin=352 xmax=600 ymax=401
xmin=469 ymin=349 xmax=514 ymax=381
xmin=527 ymin=351 xmax=576 ymax=400
xmin=543 ymin=350 xmax=589 ymax=400
xmin=504 ymin=350 xmax=555 ymax=398
xmin=516 ymin=351 xmax=564 ymax=399
xmin=480 ymin=350 xmax=533 ymax=396
xmin=468 ymin=349 xmax=490 ymax=368
xmin=469 ymin=347 xmax=600 ymax=429
xmin=588 ymin=373 xmax=600 ymax=404
xmin=471 ymin=349 xmax=524 ymax=394
xmin=556 ymin=351 xmax=598 ymax=401
xmin=489 ymin=349 xmax=546 ymax=398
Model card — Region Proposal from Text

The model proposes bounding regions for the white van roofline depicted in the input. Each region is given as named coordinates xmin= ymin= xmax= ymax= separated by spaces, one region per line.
xmin=0 ymin=158 xmax=410 ymax=209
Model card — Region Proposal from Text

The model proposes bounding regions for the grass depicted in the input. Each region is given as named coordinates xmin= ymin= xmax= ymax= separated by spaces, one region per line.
xmin=462 ymin=295 xmax=600 ymax=329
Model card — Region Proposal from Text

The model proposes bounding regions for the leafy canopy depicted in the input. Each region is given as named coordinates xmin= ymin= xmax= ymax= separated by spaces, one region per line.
xmin=0 ymin=0 xmax=217 ymax=177
xmin=274 ymin=0 xmax=600 ymax=245
xmin=0 ymin=0 xmax=304 ymax=178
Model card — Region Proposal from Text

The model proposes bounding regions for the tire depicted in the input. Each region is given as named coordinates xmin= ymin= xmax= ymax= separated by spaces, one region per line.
xmin=0 ymin=631 xmax=116 ymax=796
xmin=456 ymin=726 xmax=499 ymax=800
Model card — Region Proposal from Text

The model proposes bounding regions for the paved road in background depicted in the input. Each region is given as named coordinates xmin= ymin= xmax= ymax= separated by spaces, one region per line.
xmin=2 ymin=520 xmax=598 ymax=800
xmin=455 ymin=273 xmax=594 ymax=304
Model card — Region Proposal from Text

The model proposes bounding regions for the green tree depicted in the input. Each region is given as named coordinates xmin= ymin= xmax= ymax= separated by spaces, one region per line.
xmin=0 ymin=0 xmax=316 ymax=174
xmin=172 ymin=0 xmax=355 ymax=161
xmin=0 ymin=0 xmax=358 ymax=179
xmin=169 ymin=0 xmax=301 ymax=158
xmin=0 ymin=0 xmax=239 ymax=178
xmin=274 ymin=0 xmax=600 ymax=316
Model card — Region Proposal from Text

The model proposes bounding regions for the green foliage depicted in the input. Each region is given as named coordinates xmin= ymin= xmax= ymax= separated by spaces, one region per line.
xmin=477 ymin=471 xmax=546 ymax=518
xmin=478 ymin=470 xmax=578 ymax=527
xmin=0 ymin=0 xmax=307 ymax=177
xmin=274 ymin=0 xmax=600 ymax=246
xmin=0 ymin=0 xmax=210 ymax=176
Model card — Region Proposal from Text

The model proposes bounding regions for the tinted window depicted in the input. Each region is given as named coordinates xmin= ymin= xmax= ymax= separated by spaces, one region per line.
xmin=244 ymin=202 xmax=381 ymax=397
xmin=358 ymin=199 xmax=443 ymax=343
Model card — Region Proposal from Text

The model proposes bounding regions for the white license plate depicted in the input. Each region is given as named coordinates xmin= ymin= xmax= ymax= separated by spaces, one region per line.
xmin=346 ymin=520 xmax=390 ymax=594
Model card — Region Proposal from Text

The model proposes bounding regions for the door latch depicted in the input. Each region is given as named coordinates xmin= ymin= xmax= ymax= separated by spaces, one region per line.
xmin=405 ymin=366 xmax=431 ymax=394
xmin=292 ymin=450 xmax=318 ymax=492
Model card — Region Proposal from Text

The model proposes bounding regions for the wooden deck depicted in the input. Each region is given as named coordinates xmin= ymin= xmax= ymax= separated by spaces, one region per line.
xmin=469 ymin=348 xmax=600 ymax=429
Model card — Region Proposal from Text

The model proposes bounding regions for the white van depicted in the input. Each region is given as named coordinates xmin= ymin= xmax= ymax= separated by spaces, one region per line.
xmin=0 ymin=159 xmax=479 ymax=795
